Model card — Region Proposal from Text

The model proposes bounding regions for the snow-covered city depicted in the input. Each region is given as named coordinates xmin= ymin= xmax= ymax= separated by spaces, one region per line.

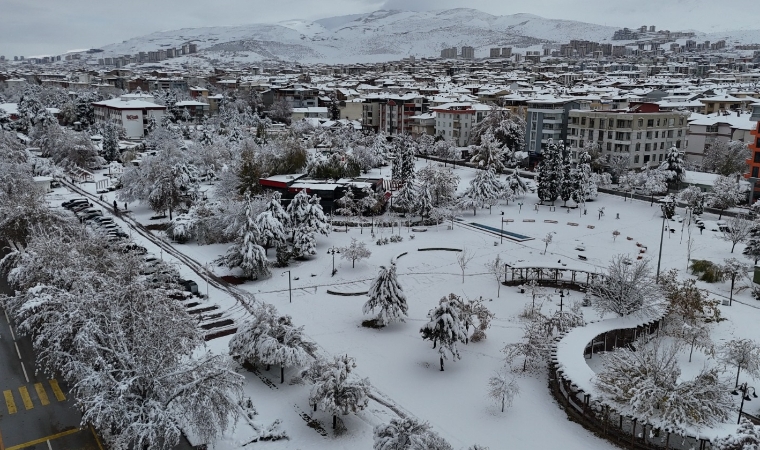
xmin=2 ymin=1 xmax=760 ymax=449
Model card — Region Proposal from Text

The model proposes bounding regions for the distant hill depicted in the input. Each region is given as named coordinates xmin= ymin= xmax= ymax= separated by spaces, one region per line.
xmin=96 ymin=8 xmax=760 ymax=64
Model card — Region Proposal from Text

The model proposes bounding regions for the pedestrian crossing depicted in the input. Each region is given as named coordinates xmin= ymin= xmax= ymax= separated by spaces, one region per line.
xmin=2 ymin=380 xmax=66 ymax=414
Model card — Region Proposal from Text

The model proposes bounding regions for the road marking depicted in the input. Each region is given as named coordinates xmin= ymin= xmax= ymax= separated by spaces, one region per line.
xmin=3 ymin=390 xmax=17 ymax=414
xmin=46 ymin=441 xmax=52 ymax=450
xmin=13 ymin=342 xmax=21 ymax=360
xmin=90 ymin=425 xmax=105 ymax=450
xmin=20 ymin=363 xmax=29 ymax=383
xmin=0 ymin=427 xmax=5 ymax=450
xmin=8 ymin=326 xmax=14 ymax=341
xmin=48 ymin=379 xmax=66 ymax=402
xmin=4 ymin=308 xmax=9 ymax=323
xmin=34 ymin=383 xmax=50 ymax=406
xmin=18 ymin=387 xmax=33 ymax=410
xmin=5 ymin=428 xmax=80 ymax=450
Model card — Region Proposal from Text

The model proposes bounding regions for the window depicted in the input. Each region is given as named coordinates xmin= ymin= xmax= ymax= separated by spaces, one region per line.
xmin=679 ymin=118 xmax=684 ymax=126
xmin=635 ymin=143 xmax=641 ymax=151
xmin=634 ymin=155 xmax=639 ymax=163
xmin=644 ymin=155 xmax=650 ymax=163
xmin=580 ymin=129 xmax=585 ymax=137
xmin=608 ymin=131 xmax=613 ymax=139
xmin=668 ymin=118 xmax=674 ymax=126
xmin=647 ymin=119 xmax=654 ymax=127
xmin=571 ymin=117 xmax=579 ymax=124
xmin=655 ymin=131 xmax=659 ymax=139
xmin=637 ymin=132 xmax=642 ymax=139
xmin=659 ymin=154 xmax=664 ymax=162
xmin=677 ymin=130 xmax=682 ymax=137
xmin=676 ymin=140 xmax=681 ymax=148
xmin=638 ymin=119 xmax=644 ymax=127
xmin=753 ymin=167 xmax=759 ymax=178
xmin=531 ymin=121 xmax=537 ymax=130
xmin=656 ymin=119 xmax=661 ymax=127
xmin=667 ymin=130 xmax=673 ymax=138
xmin=754 ymin=152 xmax=760 ymax=163
xmin=589 ymin=119 xmax=595 ymax=128
xmin=581 ymin=117 xmax=586 ymax=125
xmin=606 ymin=142 xmax=612 ymax=151
xmin=660 ymin=142 xmax=665 ymax=149
xmin=706 ymin=125 xmax=718 ymax=133
xmin=599 ymin=119 xmax=606 ymax=128
xmin=647 ymin=131 xmax=653 ymax=139
xmin=645 ymin=143 xmax=651 ymax=152
xmin=579 ymin=140 xmax=585 ymax=148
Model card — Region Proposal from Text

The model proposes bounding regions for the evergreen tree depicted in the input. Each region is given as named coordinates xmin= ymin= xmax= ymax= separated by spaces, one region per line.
xmin=218 ymin=194 xmax=270 ymax=280
xmin=460 ymin=168 xmax=502 ymax=215
xmin=392 ymin=135 xmax=416 ymax=183
xmin=743 ymin=223 xmax=760 ymax=263
xmin=536 ymin=141 xmax=563 ymax=204
xmin=102 ymin=123 xmax=120 ymax=162
xmin=292 ymin=228 xmax=317 ymax=258
xmin=572 ymin=151 xmax=593 ymax=204
xmin=417 ymin=185 xmax=433 ymax=221
xmin=559 ymin=145 xmax=574 ymax=205
xmin=420 ymin=294 xmax=467 ymax=371
xmin=286 ymin=189 xmax=311 ymax=240
xmin=363 ymin=263 xmax=408 ymax=326
xmin=335 ymin=188 xmax=360 ymax=221
xmin=328 ymin=93 xmax=341 ymax=120
xmin=469 ymin=130 xmax=506 ymax=172
xmin=255 ymin=210 xmax=287 ymax=255
xmin=394 ymin=182 xmax=418 ymax=216
xmin=659 ymin=146 xmax=686 ymax=189
xmin=266 ymin=192 xmax=290 ymax=231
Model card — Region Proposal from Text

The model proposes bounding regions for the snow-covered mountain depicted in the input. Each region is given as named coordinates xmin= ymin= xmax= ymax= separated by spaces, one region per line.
xmin=96 ymin=8 xmax=760 ymax=65
xmin=98 ymin=9 xmax=620 ymax=64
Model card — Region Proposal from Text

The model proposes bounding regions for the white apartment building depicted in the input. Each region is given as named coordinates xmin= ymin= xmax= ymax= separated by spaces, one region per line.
xmin=684 ymin=112 xmax=755 ymax=165
xmin=566 ymin=103 xmax=689 ymax=169
xmin=432 ymin=102 xmax=492 ymax=147
xmin=92 ymin=94 xmax=166 ymax=139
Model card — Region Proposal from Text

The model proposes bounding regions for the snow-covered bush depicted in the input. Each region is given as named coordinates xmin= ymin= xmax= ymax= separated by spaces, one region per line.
xmin=420 ymin=294 xmax=468 ymax=371
xmin=587 ymin=255 xmax=665 ymax=318
xmin=307 ymin=355 xmax=371 ymax=430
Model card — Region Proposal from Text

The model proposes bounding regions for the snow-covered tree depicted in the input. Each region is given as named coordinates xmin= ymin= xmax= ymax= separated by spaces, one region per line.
xmin=469 ymin=130 xmax=506 ymax=171
xmin=363 ymin=263 xmax=407 ymax=326
xmin=488 ymin=369 xmax=520 ymax=412
xmin=503 ymin=316 xmax=552 ymax=373
xmin=678 ymin=185 xmax=705 ymax=215
xmin=469 ymin=108 xmax=525 ymax=154
xmin=101 ymin=122 xmax=121 ymax=162
xmin=507 ymin=172 xmax=528 ymax=198
xmin=595 ymin=340 xmax=733 ymax=433
xmin=373 ymin=417 xmax=435 ymax=450
xmin=392 ymin=135 xmax=416 ymax=183
xmin=420 ymin=295 xmax=467 ymax=371
xmin=536 ymin=140 xmax=563 ymax=204
xmin=718 ymin=338 xmax=760 ymax=387
xmin=659 ymin=269 xmax=721 ymax=324
xmin=417 ymin=185 xmax=434 ymax=221
xmin=451 ymin=294 xmax=494 ymax=343
xmin=713 ymin=419 xmax=760 ymax=450
xmin=721 ymin=215 xmax=754 ymax=253
xmin=587 ymin=255 xmax=665 ymax=318
xmin=486 ymin=255 xmax=505 ymax=297
xmin=743 ymin=221 xmax=760 ymax=263
xmin=341 ymin=238 xmax=371 ymax=268
xmin=659 ymin=146 xmax=686 ymax=188
xmin=709 ymin=175 xmax=744 ymax=219
xmin=287 ymin=189 xmax=311 ymax=237
xmin=541 ymin=232 xmax=554 ymax=255
xmin=456 ymin=247 xmax=475 ymax=283
xmin=218 ymin=193 xmax=270 ymax=280
xmin=308 ymin=355 xmax=371 ymax=429
xmin=432 ymin=139 xmax=457 ymax=164
xmin=460 ymin=168 xmax=502 ymax=215
xmin=335 ymin=188 xmax=360 ymax=222
xmin=229 ymin=303 xmax=316 ymax=383
xmin=572 ymin=151 xmax=594 ymax=204
xmin=255 ymin=210 xmax=287 ymax=254
xmin=702 ymin=140 xmax=751 ymax=176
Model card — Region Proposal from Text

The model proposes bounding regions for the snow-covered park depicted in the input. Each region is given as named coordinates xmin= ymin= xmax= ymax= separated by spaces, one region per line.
xmin=60 ymin=157 xmax=760 ymax=450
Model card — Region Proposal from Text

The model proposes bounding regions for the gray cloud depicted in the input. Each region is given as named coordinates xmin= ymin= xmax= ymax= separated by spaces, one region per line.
xmin=0 ymin=0 xmax=755 ymax=58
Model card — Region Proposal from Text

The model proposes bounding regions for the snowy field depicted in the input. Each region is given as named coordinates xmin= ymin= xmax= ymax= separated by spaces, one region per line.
xmin=57 ymin=160 xmax=760 ymax=449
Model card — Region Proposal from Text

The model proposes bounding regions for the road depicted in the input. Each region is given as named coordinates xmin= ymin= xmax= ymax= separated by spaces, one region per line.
xmin=0 ymin=274 xmax=103 ymax=450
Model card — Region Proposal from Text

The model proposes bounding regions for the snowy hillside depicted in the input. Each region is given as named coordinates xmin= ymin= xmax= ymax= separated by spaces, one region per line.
xmin=98 ymin=8 xmax=620 ymax=64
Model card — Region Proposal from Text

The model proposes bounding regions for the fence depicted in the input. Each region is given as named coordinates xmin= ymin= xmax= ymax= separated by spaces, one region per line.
xmin=549 ymin=317 xmax=717 ymax=450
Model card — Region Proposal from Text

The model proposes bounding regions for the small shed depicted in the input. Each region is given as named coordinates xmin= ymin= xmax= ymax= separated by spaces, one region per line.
xmin=33 ymin=176 xmax=53 ymax=192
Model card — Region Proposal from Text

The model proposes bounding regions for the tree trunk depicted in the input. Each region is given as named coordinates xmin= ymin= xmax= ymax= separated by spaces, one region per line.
xmin=440 ymin=356 xmax=444 ymax=372
xmin=281 ymin=365 xmax=285 ymax=384
xmin=689 ymin=339 xmax=695 ymax=362
xmin=333 ymin=415 xmax=337 ymax=429
xmin=501 ymin=396 xmax=505 ymax=413
xmin=736 ymin=365 xmax=741 ymax=387
xmin=353 ymin=259 xmax=355 ymax=268
xmin=731 ymin=242 xmax=736 ymax=253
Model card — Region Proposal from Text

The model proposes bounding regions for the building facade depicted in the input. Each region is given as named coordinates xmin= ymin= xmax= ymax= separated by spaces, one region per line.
xmin=526 ymin=98 xmax=589 ymax=156
xmin=743 ymin=102 xmax=760 ymax=203
xmin=566 ymin=103 xmax=689 ymax=169
xmin=433 ymin=102 xmax=491 ymax=147
xmin=92 ymin=95 xmax=166 ymax=139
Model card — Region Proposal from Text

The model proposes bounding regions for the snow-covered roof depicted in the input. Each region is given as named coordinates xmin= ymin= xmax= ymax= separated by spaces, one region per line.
xmin=175 ymin=100 xmax=209 ymax=107
xmin=93 ymin=98 xmax=166 ymax=110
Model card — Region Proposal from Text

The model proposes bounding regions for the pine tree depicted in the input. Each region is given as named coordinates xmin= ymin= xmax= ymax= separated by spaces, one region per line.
xmin=328 ymin=93 xmax=341 ymax=120
xmin=287 ymin=189 xmax=311 ymax=240
xmin=218 ymin=194 xmax=270 ymax=279
xmin=572 ymin=151 xmax=593 ymax=204
xmin=363 ymin=263 xmax=408 ymax=326
xmin=292 ymin=227 xmax=317 ymax=258
xmin=392 ymin=135 xmax=416 ymax=183
xmin=659 ymin=146 xmax=686 ymax=189
xmin=335 ymin=188 xmax=359 ymax=222
xmin=743 ymin=223 xmax=760 ymax=263
xmin=469 ymin=130 xmax=505 ymax=172
xmin=420 ymin=294 xmax=467 ymax=371
xmin=102 ymin=123 xmax=120 ymax=162
xmin=394 ymin=182 xmax=418 ymax=216
xmin=713 ymin=419 xmax=760 ymax=450
xmin=373 ymin=417 xmax=436 ymax=450
xmin=255 ymin=210 xmax=287 ymax=255
xmin=417 ymin=185 xmax=433 ymax=221
xmin=267 ymin=192 xmax=290 ymax=231
xmin=460 ymin=168 xmax=502 ymax=215
xmin=536 ymin=141 xmax=562 ymax=204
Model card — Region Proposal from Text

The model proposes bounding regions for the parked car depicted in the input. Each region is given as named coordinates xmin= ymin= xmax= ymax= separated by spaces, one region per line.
xmin=62 ymin=198 xmax=89 ymax=208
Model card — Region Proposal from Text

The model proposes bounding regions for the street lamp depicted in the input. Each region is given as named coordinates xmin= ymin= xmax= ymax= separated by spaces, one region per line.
xmin=327 ymin=247 xmax=340 ymax=276
xmin=517 ymin=202 xmax=524 ymax=214
xmin=281 ymin=270 xmax=292 ymax=303
xmin=732 ymin=382 xmax=758 ymax=424
xmin=656 ymin=204 xmax=667 ymax=283
xmin=555 ymin=288 xmax=569 ymax=312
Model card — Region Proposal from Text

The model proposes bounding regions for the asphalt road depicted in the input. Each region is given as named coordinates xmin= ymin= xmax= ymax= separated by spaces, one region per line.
xmin=0 ymin=274 xmax=103 ymax=450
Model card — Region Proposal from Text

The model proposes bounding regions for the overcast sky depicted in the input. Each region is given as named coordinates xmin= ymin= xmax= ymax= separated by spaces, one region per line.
xmin=2 ymin=0 xmax=756 ymax=57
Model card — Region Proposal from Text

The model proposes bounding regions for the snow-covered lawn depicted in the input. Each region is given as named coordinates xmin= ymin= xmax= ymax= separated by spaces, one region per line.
xmin=60 ymin=161 xmax=760 ymax=449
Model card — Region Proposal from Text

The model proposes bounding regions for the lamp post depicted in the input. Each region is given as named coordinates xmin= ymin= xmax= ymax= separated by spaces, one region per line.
xmin=327 ymin=247 xmax=340 ymax=276
xmin=204 ymin=262 xmax=209 ymax=298
xmin=518 ymin=202 xmax=524 ymax=214
xmin=555 ymin=288 xmax=569 ymax=312
xmin=732 ymin=382 xmax=758 ymax=424
xmin=656 ymin=204 xmax=667 ymax=283
xmin=281 ymin=270 xmax=292 ymax=303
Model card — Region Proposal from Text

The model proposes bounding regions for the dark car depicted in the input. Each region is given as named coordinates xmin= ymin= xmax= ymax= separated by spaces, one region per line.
xmin=62 ymin=198 xmax=89 ymax=208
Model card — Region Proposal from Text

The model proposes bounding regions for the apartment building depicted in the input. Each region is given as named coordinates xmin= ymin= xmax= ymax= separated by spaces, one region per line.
xmin=432 ymin=102 xmax=492 ymax=147
xmin=685 ymin=112 xmax=755 ymax=165
xmin=526 ymin=98 xmax=589 ymax=156
xmin=361 ymin=94 xmax=427 ymax=135
xmin=743 ymin=102 xmax=760 ymax=203
xmin=92 ymin=94 xmax=166 ymax=139
xmin=566 ymin=103 xmax=689 ymax=169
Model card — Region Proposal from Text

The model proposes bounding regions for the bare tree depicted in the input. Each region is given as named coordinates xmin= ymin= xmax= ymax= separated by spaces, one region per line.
xmin=340 ymin=238 xmax=371 ymax=268
xmin=541 ymin=232 xmax=554 ymax=255
xmin=587 ymin=255 xmax=665 ymax=318
xmin=718 ymin=338 xmax=760 ymax=387
xmin=722 ymin=215 xmax=754 ymax=253
xmin=485 ymin=255 xmax=505 ymax=297
xmin=487 ymin=369 xmax=520 ymax=412
xmin=457 ymin=247 xmax=475 ymax=283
